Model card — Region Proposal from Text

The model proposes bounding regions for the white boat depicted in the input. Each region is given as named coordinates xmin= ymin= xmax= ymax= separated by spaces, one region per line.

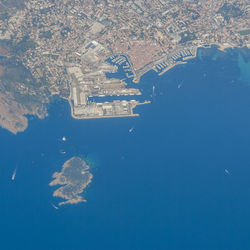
xmin=12 ymin=168 xmax=17 ymax=181
xmin=225 ymin=169 xmax=230 ymax=175
xmin=129 ymin=127 xmax=134 ymax=133
xmin=51 ymin=203 xmax=59 ymax=210
xmin=178 ymin=81 xmax=183 ymax=89
xmin=152 ymin=85 xmax=155 ymax=96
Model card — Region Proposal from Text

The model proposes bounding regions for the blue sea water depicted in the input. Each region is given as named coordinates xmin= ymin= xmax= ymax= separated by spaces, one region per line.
xmin=0 ymin=47 xmax=250 ymax=250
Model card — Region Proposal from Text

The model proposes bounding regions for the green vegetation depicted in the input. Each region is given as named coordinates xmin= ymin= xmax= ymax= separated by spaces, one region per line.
xmin=60 ymin=27 xmax=71 ymax=38
xmin=0 ymin=56 xmax=48 ymax=111
xmin=13 ymin=91 xmax=43 ymax=111
xmin=0 ymin=39 xmax=11 ymax=48
xmin=38 ymin=75 xmax=50 ymax=87
xmin=0 ymin=12 xmax=9 ymax=21
xmin=218 ymin=4 xmax=242 ymax=21
xmin=39 ymin=30 xmax=53 ymax=39
xmin=180 ymin=31 xmax=196 ymax=44
xmin=238 ymin=30 xmax=250 ymax=36
xmin=40 ymin=7 xmax=51 ymax=15
xmin=0 ymin=0 xmax=26 ymax=10
xmin=43 ymin=54 xmax=59 ymax=60
xmin=171 ymin=12 xmax=178 ymax=18
xmin=0 ymin=57 xmax=33 ymax=84
xmin=13 ymin=36 xmax=37 ymax=54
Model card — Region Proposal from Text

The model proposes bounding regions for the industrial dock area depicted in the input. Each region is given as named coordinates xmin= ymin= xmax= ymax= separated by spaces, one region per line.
xmin=67 ymin=40 xmax=148 ymax=119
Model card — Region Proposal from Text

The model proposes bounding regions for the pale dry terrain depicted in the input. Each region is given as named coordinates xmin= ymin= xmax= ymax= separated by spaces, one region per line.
xmin=49 ymin=157 xmax=93 ymax=206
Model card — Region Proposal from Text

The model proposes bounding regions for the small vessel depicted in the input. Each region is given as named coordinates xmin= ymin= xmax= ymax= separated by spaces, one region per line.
xmin=178 ymin=81 xmax=183 ymax=89
xmin=129 ymin=127 xmax=134 ymax=133
xmin=51 ymin=203 xmax=59 ymax=210
xmin=11 ymin=167 xmax=17 ymax=181
xmin=152 ymin=85 xmax=155 ymax=96
xmin=59 ymin=148 xmax=66 ymax=154
xmin=62 ymin=136 xmax=67 ymax=141
xmin=225 ymin=169 xmax=230 ymax=175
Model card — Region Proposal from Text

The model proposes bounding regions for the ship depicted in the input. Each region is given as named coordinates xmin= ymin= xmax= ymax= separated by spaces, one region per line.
xmin=51 ymin=203 xmax=59 ymax=210
xmin=129 ymin=127 xmax=134 ymax=133
xmin=178 ymin=80 xmax=183 ymax=89
xmin=60 ymin=149 xmax=66 ymax=154
xmin=11 ymin=168 xmax=17 ymax=181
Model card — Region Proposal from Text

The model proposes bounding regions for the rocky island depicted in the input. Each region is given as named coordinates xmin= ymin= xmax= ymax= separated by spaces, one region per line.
xmin=49 ymin=157 xmax=93 ymax=206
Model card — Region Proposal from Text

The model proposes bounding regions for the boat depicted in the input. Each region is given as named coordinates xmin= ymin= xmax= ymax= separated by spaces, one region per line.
xmin=152 ymin=85 xmax=155 ymax=96
xmin=178 ymin=81 xmax=183 ymax=89
xmin=129 ymin=127 xmax=134 ymax=133
xmin=51 ymin=203 xmax=59 ymax=210
xmin=11 ymin=167 xmax=17 ymax=181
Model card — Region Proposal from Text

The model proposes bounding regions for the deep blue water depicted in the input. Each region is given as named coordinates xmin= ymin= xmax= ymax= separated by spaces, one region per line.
xmin=0 ymin=47 xmax=250 ymax=250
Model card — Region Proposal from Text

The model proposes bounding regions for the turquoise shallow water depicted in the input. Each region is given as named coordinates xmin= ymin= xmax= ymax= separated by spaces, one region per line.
xmin=0 ymin=47 xmax=250 ymax=250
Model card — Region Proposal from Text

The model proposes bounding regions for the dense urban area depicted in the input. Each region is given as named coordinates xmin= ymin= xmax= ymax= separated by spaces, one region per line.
xmin=0 ymin=0 xmax=249 ymax=133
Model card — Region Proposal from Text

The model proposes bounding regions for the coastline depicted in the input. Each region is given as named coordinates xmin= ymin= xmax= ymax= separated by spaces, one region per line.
xmin=68 ymin=96 xmax=150 ymax=120
xmin=131 ymin=43 xmax=250 ymax=83
xmin=158 ymin=61 xmax=187 ymax=76
xmin=1 ymin=44 xmax=250 ymax=249
xmin=64 ymin=44 xmax=249 ymax=123
xmin=1 ymin=45 xmax=249 ymax=134
xmin=49 ymin=157 xmax=93 ymax=206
